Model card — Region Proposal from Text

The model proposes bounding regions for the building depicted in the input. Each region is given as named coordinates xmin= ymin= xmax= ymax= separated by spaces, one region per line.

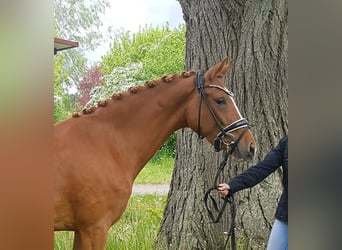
xmin=54 ymin=37 xmax=79 ymax=55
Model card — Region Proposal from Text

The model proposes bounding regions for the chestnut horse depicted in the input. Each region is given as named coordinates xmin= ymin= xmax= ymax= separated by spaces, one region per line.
xmin=54 ymin=57 xmax=256 ymax=249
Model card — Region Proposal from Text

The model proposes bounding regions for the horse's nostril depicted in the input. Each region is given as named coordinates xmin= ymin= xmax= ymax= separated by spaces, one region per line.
xmin=249 ymin=142 xmax=256 ymax=155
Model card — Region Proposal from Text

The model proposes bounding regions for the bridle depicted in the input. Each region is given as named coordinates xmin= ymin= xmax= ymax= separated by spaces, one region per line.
xmin=196 ymin=70 xmax=249 ymax=152
xmin=196 ymin=70 xmax=250 ymax=250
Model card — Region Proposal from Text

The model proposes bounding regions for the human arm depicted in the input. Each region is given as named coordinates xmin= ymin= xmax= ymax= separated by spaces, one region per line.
xmin=218 ymin=136 xmax=287 ymax=196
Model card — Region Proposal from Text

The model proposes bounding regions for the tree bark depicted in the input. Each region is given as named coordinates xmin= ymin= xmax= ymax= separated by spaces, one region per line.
xmin=155 ymin=0 xmax=288 ymax=249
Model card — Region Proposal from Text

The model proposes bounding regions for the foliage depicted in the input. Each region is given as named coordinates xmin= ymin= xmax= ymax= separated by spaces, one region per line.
xmin=84 ymin=62 xmax=144 ymax=107
xmin=54 ymin=52 xmax=83 ymax=123
xmin=90 ymin=24 xmax=186 ymax=108
xmin=101 ymin=24 xmax=186 ymax=80
xmin=54 ymin=0 xmax=110 ymax=53
xmin=78 ymin=65 xmax=103 ymax=106
xmin=155 ymin=132 xmax=177 ymax=159
xmin=54 ymin=0 xmax=110 ymax=86
xmin=54 ymin=194 xmax=167 ymax=250
xmin=54 ymin=53 xmax=73 ymax=123
xmin=54 ymin=0 xmax=111 ymax=123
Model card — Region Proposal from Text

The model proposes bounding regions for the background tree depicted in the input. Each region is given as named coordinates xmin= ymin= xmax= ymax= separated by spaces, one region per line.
xmin=54 ymin=53 xmax=77 ymax=123
xmin=54 ymin=0 xmax=110 ymax=78
xmin=54 ymin=0 xmax=110 ymax=123
xmin=78 ymin=65 xmax=103 ymax=106
xmin=101 ymin=24 xmax=186 ymax=81
xmin=156 ymin=0 xmax=288 ymax=249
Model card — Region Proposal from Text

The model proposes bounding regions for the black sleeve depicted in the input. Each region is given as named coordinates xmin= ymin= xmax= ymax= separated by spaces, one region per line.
xmin=228 ymin=136 xmax=287 ymax=193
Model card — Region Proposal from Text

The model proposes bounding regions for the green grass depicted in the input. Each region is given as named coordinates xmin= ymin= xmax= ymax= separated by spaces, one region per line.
xmin=54 ymin=195 xmax=167 ymax=250
xmin=134 ymin=156 xmax=174 ymax=184
xmin=106 ymin=195 xmax=167 ymax=249
xmin=54 ymin=231 xmax=73 ymax=250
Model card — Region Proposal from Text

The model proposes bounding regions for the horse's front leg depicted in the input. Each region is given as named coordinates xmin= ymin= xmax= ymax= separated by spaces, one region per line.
xmin=73 ymin=225 xmax=109 ymax=250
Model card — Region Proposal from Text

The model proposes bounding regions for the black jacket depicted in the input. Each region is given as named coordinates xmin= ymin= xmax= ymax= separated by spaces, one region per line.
xmin=228 ymin=136 xmax=288 ymax=223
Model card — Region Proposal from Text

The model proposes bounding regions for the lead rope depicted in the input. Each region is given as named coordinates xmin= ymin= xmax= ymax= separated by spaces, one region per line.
xmin=204 ymin=150 xmax=237 ymax=250
xmin=223 ymin=195 xmax=236 ymax=250
xmin=204 ymin=128 xmax=250 ymax=249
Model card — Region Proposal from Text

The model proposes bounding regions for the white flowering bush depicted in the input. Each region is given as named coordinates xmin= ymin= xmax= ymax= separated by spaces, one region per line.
xmin=84 ymin=62 xmax=143 ymax=108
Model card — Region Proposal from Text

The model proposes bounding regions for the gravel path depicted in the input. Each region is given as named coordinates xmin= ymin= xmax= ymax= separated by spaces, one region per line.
xmin=132 ymin=184 xmax=170 ymax=195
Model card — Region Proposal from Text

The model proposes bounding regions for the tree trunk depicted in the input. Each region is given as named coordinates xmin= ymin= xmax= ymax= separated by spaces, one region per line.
xmin=155 ymin=0 xmax=288 ymax=249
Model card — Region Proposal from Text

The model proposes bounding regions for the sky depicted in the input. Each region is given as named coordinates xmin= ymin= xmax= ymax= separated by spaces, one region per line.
xmin=85 ymin=0 xmax=185 ymax=63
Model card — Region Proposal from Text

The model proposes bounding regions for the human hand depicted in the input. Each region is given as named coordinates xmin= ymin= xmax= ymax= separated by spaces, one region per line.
xmin=217 ymin=183 xmax=230 ymax=197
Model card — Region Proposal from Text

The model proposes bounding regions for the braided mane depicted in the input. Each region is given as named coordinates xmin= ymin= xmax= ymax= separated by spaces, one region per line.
xmin=72 ymin=70 xmax=196 ymax=118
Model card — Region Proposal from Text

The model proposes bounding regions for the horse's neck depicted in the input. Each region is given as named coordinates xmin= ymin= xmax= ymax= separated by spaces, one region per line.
xmin=96 ymin=76 xmax=195 ymax=177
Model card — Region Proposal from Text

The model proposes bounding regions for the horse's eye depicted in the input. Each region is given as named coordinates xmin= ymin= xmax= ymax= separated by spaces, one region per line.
xmin=215 ymin=97 xmax=226 ymax=105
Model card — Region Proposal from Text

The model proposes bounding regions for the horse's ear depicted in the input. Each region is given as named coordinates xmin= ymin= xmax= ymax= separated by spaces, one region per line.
xmin=205 ymin=57 xmax=233 ymax=81
xmin=217 ymin=59 xmax=233 ymax=79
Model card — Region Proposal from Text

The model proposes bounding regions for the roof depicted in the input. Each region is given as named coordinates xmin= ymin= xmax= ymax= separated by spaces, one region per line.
xmin=54 ymin=37 xmax=79 ymax=55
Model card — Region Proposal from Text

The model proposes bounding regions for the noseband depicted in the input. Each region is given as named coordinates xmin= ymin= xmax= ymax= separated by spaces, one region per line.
xmin=196 ymin=70 xmax=249 ymax=152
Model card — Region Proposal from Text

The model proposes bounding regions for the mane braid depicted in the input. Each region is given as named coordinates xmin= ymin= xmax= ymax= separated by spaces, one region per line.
xmin=112 ymin=93 xmax=123 ymax=100
xmin=181 ymin=70 xmax=196 ymax=78
xmin=82 ymin=106 xmax=97 ymax=115
xmin=144 ymin=80 xmax=157 ymax=88
xmin=128 ymin=85 xmax=145 ymax=94
xmin=98 ymin=100 xmax=107 ymax=107
xmin=72 ymin=72 xmax=192 ymax=118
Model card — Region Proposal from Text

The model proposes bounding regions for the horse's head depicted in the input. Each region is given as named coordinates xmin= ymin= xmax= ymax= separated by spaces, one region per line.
xmin=187 ymin=57 xmax=256 ymax=161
